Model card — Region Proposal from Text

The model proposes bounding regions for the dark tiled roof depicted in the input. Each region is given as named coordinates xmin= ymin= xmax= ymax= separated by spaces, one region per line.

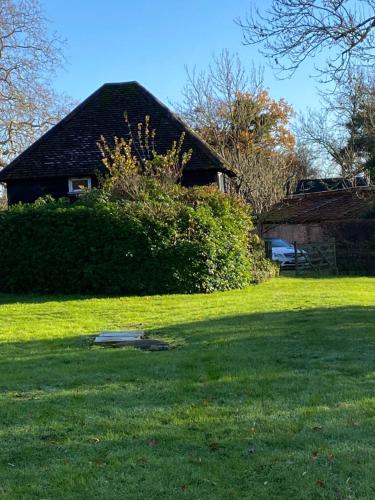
xmin=264 ymin=188 xmax=375 ymax=224
xmin=0 ymin=82 xmax=233 ymax=181
xmin=295 ymin=177 xmax=370 ymax=194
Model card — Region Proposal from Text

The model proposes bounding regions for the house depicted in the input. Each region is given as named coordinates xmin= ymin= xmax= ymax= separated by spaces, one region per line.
xmin=262 ymin=187 xmax=375 ymax=274
xmin=0 ymin=82 xmax=234 ymax=205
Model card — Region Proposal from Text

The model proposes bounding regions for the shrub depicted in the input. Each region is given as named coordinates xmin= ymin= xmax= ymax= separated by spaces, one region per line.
xmin=97 ymin=115 xmax=192 ymax=200
xmin=249 ymin=234 xmax=279 ymax=283
xmin=0 ymin=184 xmax=273 ymax=295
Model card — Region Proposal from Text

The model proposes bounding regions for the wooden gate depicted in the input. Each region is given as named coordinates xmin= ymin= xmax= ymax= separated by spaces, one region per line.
xmin=294 ymin=240 xmax=338 ymax=276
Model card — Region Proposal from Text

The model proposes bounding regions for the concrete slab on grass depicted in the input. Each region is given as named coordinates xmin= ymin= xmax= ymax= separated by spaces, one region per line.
xmin=93 ymin=330 xmax=169 ymax=351
xmin=94 ymin=331 xmax=144 ymax=344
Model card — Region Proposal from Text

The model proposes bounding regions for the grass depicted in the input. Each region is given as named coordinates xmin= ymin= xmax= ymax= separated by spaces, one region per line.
xmin=0 ymin=276 xmax=374 ymax=499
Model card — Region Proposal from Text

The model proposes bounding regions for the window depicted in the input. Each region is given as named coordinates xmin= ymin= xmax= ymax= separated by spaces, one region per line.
xmin=68 ymin=177 xmax=92 ymax=194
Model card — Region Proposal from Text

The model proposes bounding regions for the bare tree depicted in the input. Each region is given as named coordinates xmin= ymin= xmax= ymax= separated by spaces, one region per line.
xmin=0 ymin=0 xmax=73 ymax=164
xmin=297 ymin=71 xmax=375 ymax=181
xmin=232 ymin=153 xmax=301 ymax=215
xmin=238 ymin=0 xmax=375 ymax=82
xmin=177 ymin=50 xmax=303 ymax=215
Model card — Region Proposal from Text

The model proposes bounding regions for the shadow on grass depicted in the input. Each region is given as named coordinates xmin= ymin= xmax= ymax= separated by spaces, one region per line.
xmin=0 ymin=306 xmax=374 ymax=498
xmin=0 ymin=293 xmax=103 ymax=305
xmin=1 ymin=305 xmax=374 ymax=395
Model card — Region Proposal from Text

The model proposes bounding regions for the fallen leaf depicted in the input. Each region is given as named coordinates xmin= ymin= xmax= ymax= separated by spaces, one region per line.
xmin=147 ymin=438 xmax=158 ymax=447
xmin=316 ymin=479 xmax=325 ymax=488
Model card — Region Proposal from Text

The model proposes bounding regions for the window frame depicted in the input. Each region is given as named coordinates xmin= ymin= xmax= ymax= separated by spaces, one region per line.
xmin=68 ymin=177 xmax=92 ymax=195
xmin=217 ymin=172 xmax=225 ymax=192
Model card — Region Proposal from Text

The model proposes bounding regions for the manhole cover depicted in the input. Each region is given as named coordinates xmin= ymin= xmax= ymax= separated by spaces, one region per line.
xmin=93 ymin=331 xmax=169 ymax=351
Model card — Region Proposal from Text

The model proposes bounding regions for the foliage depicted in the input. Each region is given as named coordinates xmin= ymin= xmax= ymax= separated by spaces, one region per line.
xmin=97 ymin=114 xmax=192 ymax=200
xmin=238 ymin=0 xmax=375 ymax=83
xmin=0 ymin=277 xmax=374 ymax=498
xmin=200 ymin=89 xmax=295 ymax=155
xmin=0 ymin=183 xmax=261 ymax=294
xmin=249 ymin=234 xmax=279 ymax=283
xmin=178 ymin=51 xmax=306 ymax=215
xmin=0 ymin=0 xmax=74 ymax=163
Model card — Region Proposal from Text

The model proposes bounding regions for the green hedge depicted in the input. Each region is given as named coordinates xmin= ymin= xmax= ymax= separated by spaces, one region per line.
xmin=0 ymin=186 xmax=271 ymax=294
xmin=249 ymin=234 xmax=279 ymax=284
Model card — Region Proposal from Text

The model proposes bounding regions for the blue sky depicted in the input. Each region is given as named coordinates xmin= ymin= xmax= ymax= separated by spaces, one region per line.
xmin=43 ymin=0 xmax=321 ymax=115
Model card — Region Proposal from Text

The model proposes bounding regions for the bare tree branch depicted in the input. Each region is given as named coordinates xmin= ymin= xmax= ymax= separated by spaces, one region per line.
xmin=176 ymin=50 xmax=306 ymax=215
xmin=0 ymin=0 xmax=75 ymax=164
xmin=238 ymin=0 xmax=375 ymax=82
xmin=296 ymin=70 xmax=375 ymax=180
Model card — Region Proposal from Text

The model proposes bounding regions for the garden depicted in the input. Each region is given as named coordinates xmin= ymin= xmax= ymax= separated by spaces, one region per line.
xmin=1 ymin=1 xmax=375 ymax=498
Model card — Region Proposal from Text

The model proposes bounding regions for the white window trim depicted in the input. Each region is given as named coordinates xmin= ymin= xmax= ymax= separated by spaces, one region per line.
xmin=217 ymin=172 xmax=225 ymax=192
xmin=68 ymin=177 xmax=92 ymax=195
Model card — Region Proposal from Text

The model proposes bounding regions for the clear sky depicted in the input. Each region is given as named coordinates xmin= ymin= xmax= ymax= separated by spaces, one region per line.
xmin=42 ymin=0 xmax=322 ymax=116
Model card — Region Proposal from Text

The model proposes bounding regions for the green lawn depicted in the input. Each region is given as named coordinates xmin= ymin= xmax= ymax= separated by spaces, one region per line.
xmin=0 ymin=277 xmax=374 ymax=499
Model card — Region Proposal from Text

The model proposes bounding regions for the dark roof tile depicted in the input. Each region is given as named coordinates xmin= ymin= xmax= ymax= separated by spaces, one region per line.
xmin=264 ymin=188 xmax=375 ymax=224
xmin=0 ymin=82 xmax=234 ymax=181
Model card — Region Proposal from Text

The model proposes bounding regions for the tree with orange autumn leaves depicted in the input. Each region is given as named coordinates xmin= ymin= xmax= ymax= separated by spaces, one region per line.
xmin=178 ymin=51 xmax=312 ymax=215
xmin=205 ymin=89 xmax=295 ymax=155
